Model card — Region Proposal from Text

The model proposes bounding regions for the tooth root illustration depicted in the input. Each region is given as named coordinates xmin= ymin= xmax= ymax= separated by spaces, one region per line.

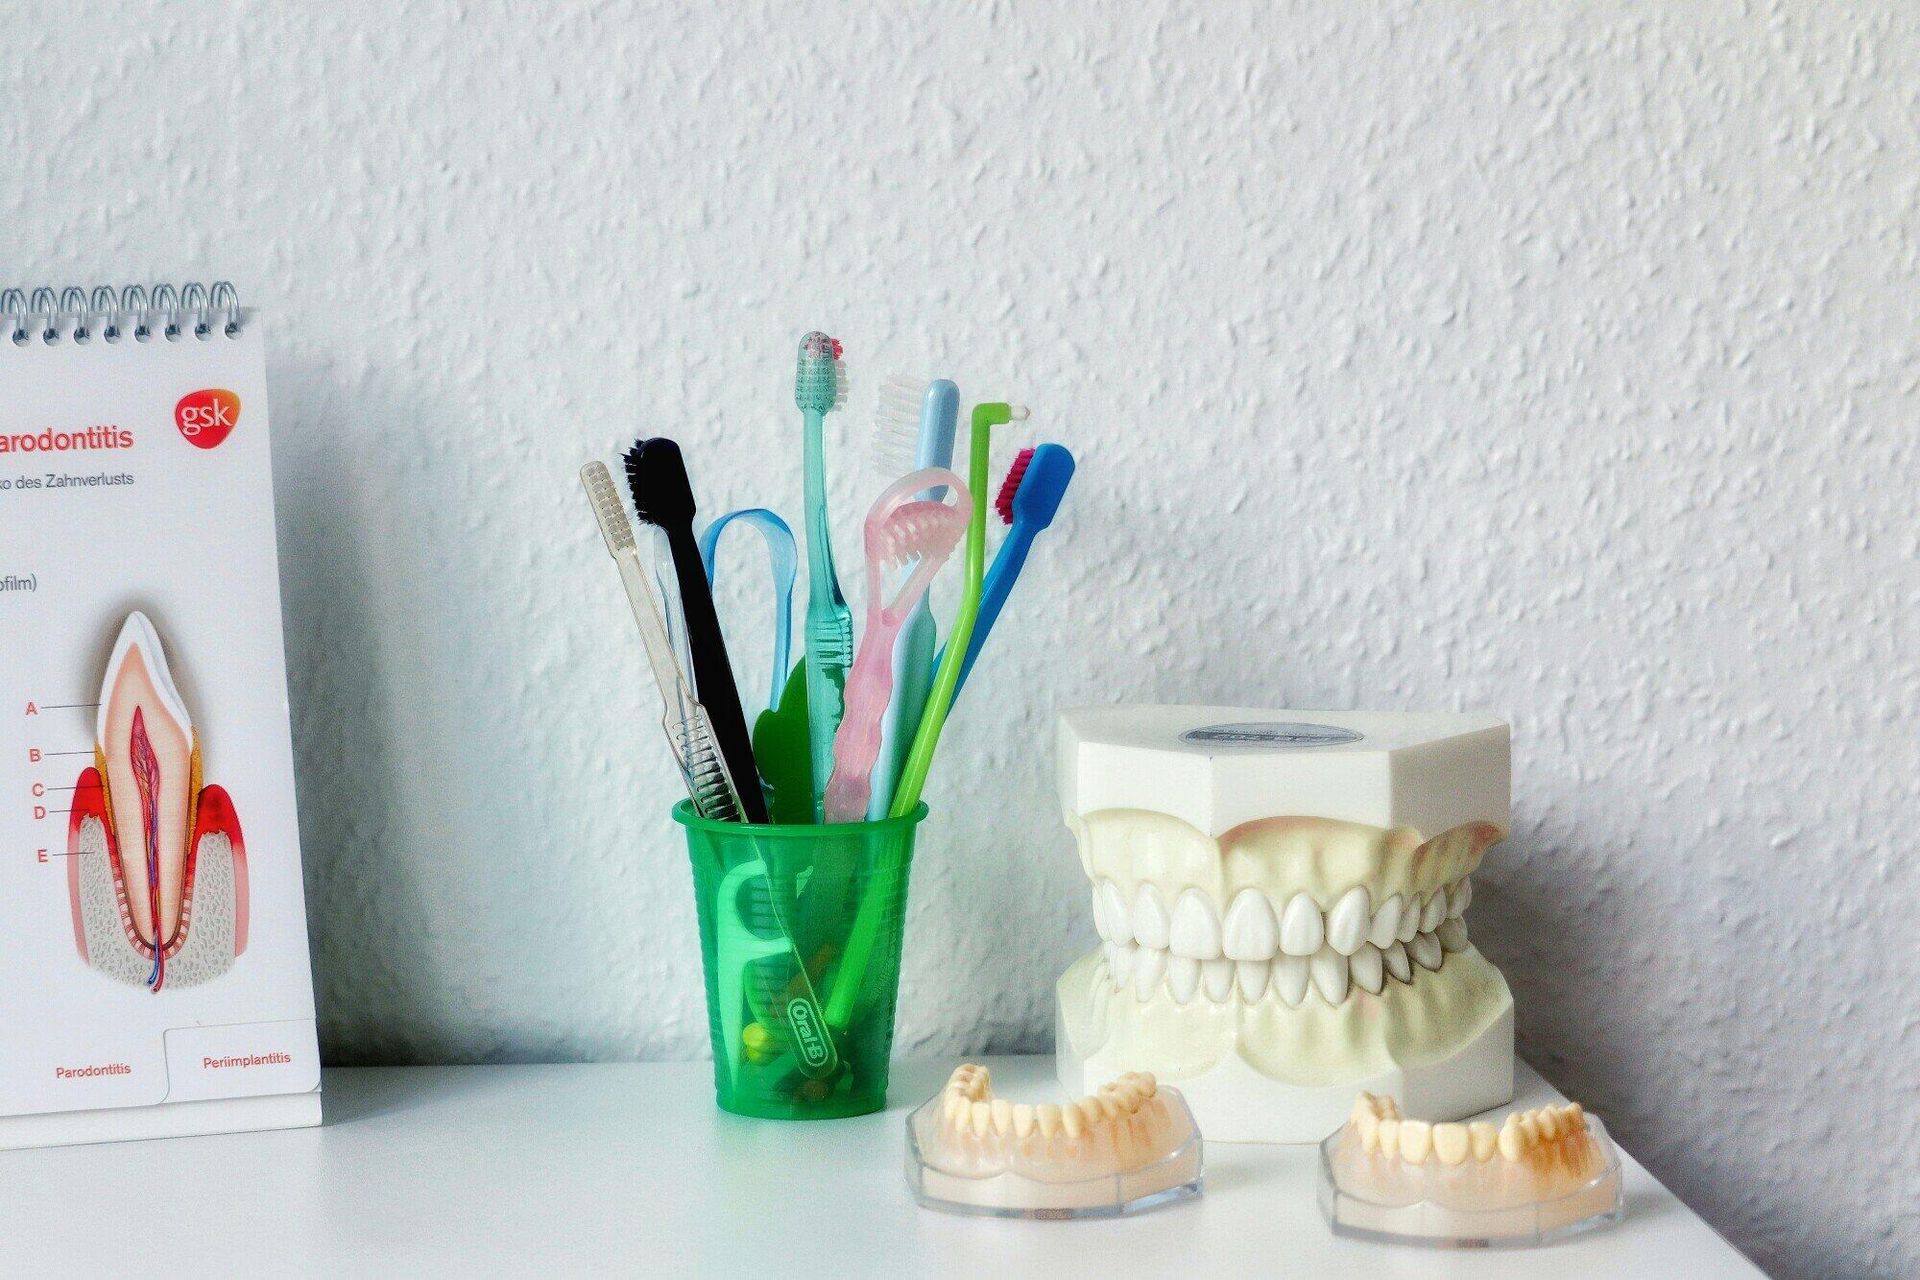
xmin=65 ymin=613 xmax=247 ymax=991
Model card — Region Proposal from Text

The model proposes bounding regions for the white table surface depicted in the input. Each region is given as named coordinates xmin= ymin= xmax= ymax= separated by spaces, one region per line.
xmin=0 ymin=1057 xmax=1759 ymax=1277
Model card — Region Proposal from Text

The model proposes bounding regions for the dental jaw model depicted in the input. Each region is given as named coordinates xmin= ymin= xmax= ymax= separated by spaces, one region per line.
xmin=67 ymin=612 xmax=247 ymax=991
xmin=1319 ymin=1092 xmax=1624 ymax=1247
xmin=905 ymin=1065 xmax=1202 ymax=1218
xmin=1055 ymin=706 xmax=1515 ymax=1143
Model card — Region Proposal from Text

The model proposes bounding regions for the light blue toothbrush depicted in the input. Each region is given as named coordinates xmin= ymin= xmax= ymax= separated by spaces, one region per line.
xmin=865 ymin=378 xmax=958 ymax=819
xmin=796 ymin=332 xmax=851 ymax=819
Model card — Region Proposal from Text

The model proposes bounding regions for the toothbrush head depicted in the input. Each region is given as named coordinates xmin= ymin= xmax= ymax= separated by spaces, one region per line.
xmin=972 ymin=402 xmax=1029 ymax=432
xmin=1001 ymin=443 xmax=1075 ymax=530
xmin=623 ymin=437 xmax=698 ymax=528
xmin=994 ymin=448 xmax=1033 ymax=524
xmin=871 ymin=377 xmax=959 ymax=482
xmin=580 ymin=461 xmax=639 ymax=554
xmin=795 ymin=331 xmax=847 ymax=416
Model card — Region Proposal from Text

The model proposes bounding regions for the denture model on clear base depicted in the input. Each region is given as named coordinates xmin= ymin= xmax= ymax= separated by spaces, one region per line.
xmin=1319 ymin=1091 xmax=1624 ymax=1248
xmin=905 ymin=1064 xmax=1202 ymax=1219
xmin=1054 ymin=706 xmax=1516 ymax=1143
xmin=66 ymin=612 xmax=247 ymax=992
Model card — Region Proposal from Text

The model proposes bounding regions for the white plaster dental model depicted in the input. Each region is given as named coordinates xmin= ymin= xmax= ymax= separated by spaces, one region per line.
xmin=1055 ymin=706 xmax=1515 ymax=1143
xmin=905 ymin=1064 xmax=1202 ymax=1218
xmin=1319 ymin=1092 xmax=1623 ymax=1247
xmin=66 ymin=612 xmax=248 ymax=991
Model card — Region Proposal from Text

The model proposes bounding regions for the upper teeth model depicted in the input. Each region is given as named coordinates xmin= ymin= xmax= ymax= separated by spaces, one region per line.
xmin=1054 ymin=707 xmax=1516 ymax=1142
xmin=66 ymin=612 xmax=248 ymax=991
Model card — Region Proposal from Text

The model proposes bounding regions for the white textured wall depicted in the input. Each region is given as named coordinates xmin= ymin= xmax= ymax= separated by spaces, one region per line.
xmin=7 ymin=4 xmax=1914 ymax=1274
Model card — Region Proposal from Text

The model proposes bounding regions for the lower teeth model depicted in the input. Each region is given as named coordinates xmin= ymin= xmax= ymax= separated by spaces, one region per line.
xmin=1055 ymin=707 xmax=1517 ymax=1142
xmin=905 ymin=1065 xmax=1202 ymax=1218
xmin=66 ymin=612 xmax=248 ymax=991
xmin=1319 ymin=1091 xmax=1624 ymax=1247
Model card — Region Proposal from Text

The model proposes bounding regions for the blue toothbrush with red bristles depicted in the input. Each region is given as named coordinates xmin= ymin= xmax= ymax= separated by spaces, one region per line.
xmin=942 ymin=443 xmax=1076 ymax=697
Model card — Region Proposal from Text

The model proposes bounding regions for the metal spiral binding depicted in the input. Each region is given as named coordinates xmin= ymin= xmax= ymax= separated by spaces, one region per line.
xmin=0 ymin=282 xmax=240 ymax=347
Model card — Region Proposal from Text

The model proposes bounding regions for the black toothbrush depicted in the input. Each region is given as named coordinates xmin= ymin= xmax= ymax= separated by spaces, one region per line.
xmin=624 ymin=437 xmax=770 ymax=824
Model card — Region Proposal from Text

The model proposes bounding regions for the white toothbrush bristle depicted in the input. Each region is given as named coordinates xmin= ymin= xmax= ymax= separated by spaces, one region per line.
xmin=871 ymin=375 xmax=929 ymax=480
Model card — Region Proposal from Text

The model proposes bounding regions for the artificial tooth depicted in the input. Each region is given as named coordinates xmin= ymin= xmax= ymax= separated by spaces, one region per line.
xmin=1222 ymin=889 xmax=1280 ymax=960
xmin=1279 ymin=893 xmax=1324 ymax=956
xmin=1419 ymin=890 xmax=1446 ymax=933
xmin=1448 ymin=877 xmax=1473 ymax=917
xmin=1350 ymin=942 xmax=1385 ymax=994
xmin=1037 ymin=1104 xmax=1062 ymax=1139
xmin=1351 ymin=1094 xmax=1380 ymax=1125
xmin=1132 ymin=884 xmax=1171 ymax=951
xmin=1410 ymin=931 xmax=1444 ymax=971
xmin=1326 ymin=886 xmax=1372 ymax=955
xmin=1310 ymin=948 xmax=1350 ymax=1004
xmin=1383 ymin=940 xmax=1412 ymax=983
xmin=1561 ymin=1103 xmax=1585 ymax=1134
xmin=1167 ymin=956 xmax=1201 ymax=1005
xmin=1014 ymin=1104 xmax=1036 ymax=1139
xmin=972 ymin=1102 xmax=993 ymax=1136
xmin=1133 ymin=946 xmax=1167 ymax=1000
xmin=1399 ymin=1120 xmax=1433 ymax=1163
xmin=1535 ymin=1108 xmax=1560 ymax=1140
xmin=1469 ymin=1121 xmax=1499 ymax=1162
xmin=1169 ymin=889 xmax=1222 ymax=959
xmin=1498 ymin=1118 xmax=1524 ymax=1160
xmin=1378 ymin=1117 xmax=1400 ymax=1156
xmin=1437 ymin=917 xmax=1469 ymax=953
xmin=1099 ymin=881 xmax=1133 ymax=944
xmin=1395 ymin=897 xmax=1420 ymax=942
xmin=1368 ymin=894 xmax=1403 ymax=949
xmin=991 ymin=1099 xmax=1014 ymax=1135
xmin=1235 ymin=958 xmax=1269 ymax=1001
xmin=1433 ymin=1123 xmax=1470 ymax=1166
xmin=1090 ymin=884 xmax=1107 ymax=939
xmin=1356 ymin=1108 xmax=1380 ymax=1153
xmin=1271 ymin=953 xmax=1310 ymax=1006
xmin=1201 ymin=957 xmax=1235 ymax=1002
xmin=1109 ymin=942 xmax=1136 ymax=988
xmin=1061 ymin=1101 xmax=1086 ymax=1139
xmin=944 ymin=1095 xmax=967 ymax=1126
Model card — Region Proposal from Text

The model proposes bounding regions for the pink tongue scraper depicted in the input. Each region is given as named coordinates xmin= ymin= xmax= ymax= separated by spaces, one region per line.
xmin=820 ymin=467 xmax=971 ymax=824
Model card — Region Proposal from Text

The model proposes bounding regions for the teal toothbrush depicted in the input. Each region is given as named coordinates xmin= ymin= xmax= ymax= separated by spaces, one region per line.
xmin=824 ymin=401 xmax=1026 ymax=1030
xmin=796 ymin=332 xmax=852 ymax=819
xmin=866 ymin=378 xmax=959 ymax=820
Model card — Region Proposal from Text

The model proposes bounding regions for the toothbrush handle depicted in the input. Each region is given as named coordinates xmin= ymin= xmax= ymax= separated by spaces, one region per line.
xmin=866 ymin=602 xmax=934 ymax=821
xmin=822 ymin=611 xmax=906 ymax=824
xmin=665 ymin=524 xmax=768 ymax=824
xmin=952 ymin=521 xmax=1038 ymax=698
xmin=802 ymin=409 xmax=851 ymax=816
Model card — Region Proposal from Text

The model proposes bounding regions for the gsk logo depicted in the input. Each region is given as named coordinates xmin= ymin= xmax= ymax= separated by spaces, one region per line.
xmin=174 ymin=389 xmax=241 ymax=450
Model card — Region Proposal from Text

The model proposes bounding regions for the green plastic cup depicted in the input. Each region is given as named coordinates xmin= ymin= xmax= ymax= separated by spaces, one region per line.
xmin=676 ymin=800 xmax=927 ymax=1120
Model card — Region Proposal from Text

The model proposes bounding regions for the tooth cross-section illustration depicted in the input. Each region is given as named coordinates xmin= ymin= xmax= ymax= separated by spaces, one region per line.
xmin=65 ymin=612 xmax=248 ymax=992
xmin=1054 ymin=707 xmax=1516 ymax=1143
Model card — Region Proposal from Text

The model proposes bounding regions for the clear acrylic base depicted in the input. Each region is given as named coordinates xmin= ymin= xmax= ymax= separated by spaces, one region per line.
xmin=1318 ymin=1113 xmax=1624 ymax=1249
xmin=904 ymin=1081 xmax=1203 ymax=1220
